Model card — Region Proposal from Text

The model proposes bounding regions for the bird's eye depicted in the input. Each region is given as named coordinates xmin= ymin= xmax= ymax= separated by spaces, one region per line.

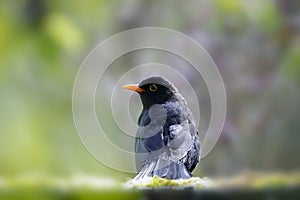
xmin=149 ymin=84 xmax=157 ymax=92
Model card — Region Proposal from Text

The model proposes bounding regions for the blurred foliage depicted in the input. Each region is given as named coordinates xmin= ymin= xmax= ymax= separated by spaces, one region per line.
xmin=282 ymin=42 xmax=300 ymax=84
xmin=0 ymin=0 xmax=300 ymax=183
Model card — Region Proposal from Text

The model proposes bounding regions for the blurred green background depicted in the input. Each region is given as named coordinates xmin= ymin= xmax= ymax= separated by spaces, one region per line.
xmin=0 ymin=0 xmax=300 ymax=181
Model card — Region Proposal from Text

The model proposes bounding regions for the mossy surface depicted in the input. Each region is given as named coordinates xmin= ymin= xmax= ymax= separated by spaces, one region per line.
xmin=125 ymin=172 xmax=300 ymax=189
xmin=0 ymin=175 xmax=141 ymax=200
xmin=125 ymin=176 xmax=212 ymax=189
xmin=0 ymin=172 xmax=300 ymax=199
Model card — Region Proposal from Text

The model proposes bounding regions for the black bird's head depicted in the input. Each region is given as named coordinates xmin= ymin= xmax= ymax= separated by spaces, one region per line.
xmin=122 ymin=76 xmax=178 ymax=109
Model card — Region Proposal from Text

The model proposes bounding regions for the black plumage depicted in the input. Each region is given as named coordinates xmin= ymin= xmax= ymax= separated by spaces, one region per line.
xmin=123 ymin=76 xmax=201 ymax=179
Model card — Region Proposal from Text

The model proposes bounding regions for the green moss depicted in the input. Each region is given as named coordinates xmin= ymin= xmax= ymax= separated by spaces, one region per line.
xmin=214 ymin=171 xmax=300 ymax=189
xmin=0 ymin=172 xmax=300 ymax=199
xmin=126 ymin=172 xmax=300 ymax=189
xmin=125 ymin=176 xmax=212 ymax=189
xmin=252 ymin=173 xmax=300 ymax=188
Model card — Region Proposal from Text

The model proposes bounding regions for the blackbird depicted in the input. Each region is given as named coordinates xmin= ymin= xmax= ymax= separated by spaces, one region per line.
xmin=123 ymin=76 xmax=200 ymax=179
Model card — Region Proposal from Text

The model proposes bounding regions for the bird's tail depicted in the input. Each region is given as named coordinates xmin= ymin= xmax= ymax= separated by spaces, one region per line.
xmin=133 ymin=158 xmax=191 ymax=180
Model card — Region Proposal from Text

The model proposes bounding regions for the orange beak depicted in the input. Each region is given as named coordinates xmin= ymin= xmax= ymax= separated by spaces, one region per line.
xmin=122 ymin=84 xmax=145 ymax=93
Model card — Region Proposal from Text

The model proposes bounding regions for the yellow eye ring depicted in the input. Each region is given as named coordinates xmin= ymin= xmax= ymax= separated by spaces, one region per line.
xmin=149 ymin=84 xmax=157 ymax=92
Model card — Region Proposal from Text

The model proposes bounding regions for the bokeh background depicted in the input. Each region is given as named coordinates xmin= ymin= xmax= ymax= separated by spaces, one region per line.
xmin=1 ymin=0 xmax=300 ymax=181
